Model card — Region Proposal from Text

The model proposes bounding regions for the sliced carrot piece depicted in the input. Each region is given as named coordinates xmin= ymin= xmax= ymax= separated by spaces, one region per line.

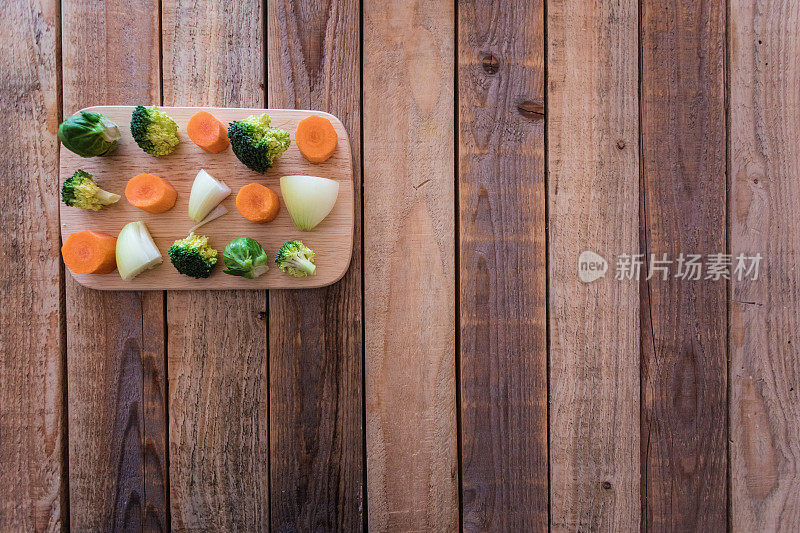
xmin=295 ymin=115 xmax=337 ymax=163
xmin=125 ymin=173 xmax=177 ymax=214
xmin=187 ymin=110 xmax=229 ymax=153
xmin=236 ymin=183 xmax=280 ymax=223
xmin=61 ymin=230 xmax=117 ymax=274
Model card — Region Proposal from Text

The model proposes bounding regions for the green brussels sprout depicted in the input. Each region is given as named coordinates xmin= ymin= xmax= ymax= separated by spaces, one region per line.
xmin=222 ymin=237 xmax=270 ymax=279
xmin=58 ymin=111 xmax=121 ymax=157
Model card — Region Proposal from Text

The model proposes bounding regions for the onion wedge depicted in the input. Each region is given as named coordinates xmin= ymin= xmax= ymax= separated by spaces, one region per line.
xmin=116 ymin=221 xmax=162 ymax=280
xmin=280 ymin=175 xmax=339 ymax=231
xmin=189 ymin=169 xmax=231 ymax=222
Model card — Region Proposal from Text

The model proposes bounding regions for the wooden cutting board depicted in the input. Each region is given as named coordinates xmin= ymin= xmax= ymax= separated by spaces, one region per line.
xmin=59 ymin=106 xmax=353 ymax=290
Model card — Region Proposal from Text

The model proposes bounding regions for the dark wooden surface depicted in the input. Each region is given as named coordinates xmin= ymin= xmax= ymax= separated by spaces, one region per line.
xmin=266 ymin=0 xmax=364 ymax=530
xmin=458 ymin=0 xmax=548 ymax=530
xmin=3 ymin=0 xmax=800 ymax=531
xmin=61 ymin=0 xmax=167 ymax=530
xmin=640 ymin=0 xmax=728 ymax=530
xmin=0 ymin=0 xmax=64 ymax=530
xmin=162 ymin=1 xmax=269 ymax=530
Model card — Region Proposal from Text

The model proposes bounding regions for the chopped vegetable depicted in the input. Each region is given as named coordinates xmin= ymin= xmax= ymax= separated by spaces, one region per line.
xmin=236 ymin=183 xmax=280 ymax=223
xmin=187 ymin=110 xmax=229 ymax=153
xmin=125 ymin=173 xmax=177 ymax=214
xmin=61 ymin=170 xmax=120 ymax=211
xmin=58 ymin=110 xmax=121 ymax=157
xmin=275 ymin=240 xmax=316 ymax=277
xmin=228 ymin=113 xmax=290 ymax=173
xmin=188 ymin=169 xmax=231 ymax=222
xmin=61 ymin=230 xmax=117 ymax=274
xmin=222 ymin=237 xmax=270 ymax=279
xmin=279 ymin=175 xmax=339 ymax=231
xmin=189 ymin=204 xmax=228 ymax=233
xmin=168 ymin=232 xmax=217 ymax=278
xmin=116 ymin=221 xmax=162 ymax=281
xmin=295 ymin=115 xmax=338 ymax=163
xmin=130 ymin=105 xmax=180 ymax=156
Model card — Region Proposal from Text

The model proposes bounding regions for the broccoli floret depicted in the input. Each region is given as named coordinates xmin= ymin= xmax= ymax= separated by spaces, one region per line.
xmin=275 ymin=240 xmax=316 ymax=277
xmin=228 ymin=114 xmax=290 ymax=173
xmin=61 ymin=170 xmax=120 ymax=210
xmin=130 ymin=105 xmax=180 ymax=156
xmin=168 ymin=232 xmax=218 ymax=278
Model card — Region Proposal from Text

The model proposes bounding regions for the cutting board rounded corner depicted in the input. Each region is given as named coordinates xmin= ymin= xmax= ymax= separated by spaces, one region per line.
xmin=60 ymin=106 xmax=355 ymax=291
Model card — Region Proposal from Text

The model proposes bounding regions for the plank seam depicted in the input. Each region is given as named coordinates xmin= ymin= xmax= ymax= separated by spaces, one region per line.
xmin=262 ymin=0 xmax=271 ymax=528
xmin=724 ymin=0 xmax=732 ymax=529
xmin=453 ymin=0 xmax=463 ymax=530
xmin=359 ymin=0 xmax=368 ymax=528
xmin=542 ymin=0 xmax=552 ymax=526
xmin=56 ymin=0 xmax=70 ymax=528
xmin=637 ymin=0 xmax=649 ymax=525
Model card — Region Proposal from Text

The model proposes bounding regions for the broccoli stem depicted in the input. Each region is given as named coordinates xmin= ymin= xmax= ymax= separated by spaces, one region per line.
xmin=95 ymin=189 xmax=120 ymax=205
xmin=290 ymin=256 xmax=316 ymax=275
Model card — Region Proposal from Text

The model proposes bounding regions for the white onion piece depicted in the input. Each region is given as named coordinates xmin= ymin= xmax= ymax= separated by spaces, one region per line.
xmin=280 ymin=175 xmax=339 ymax=231
xmin=116 ymin=221 xmax=162 ymax=281
xmin=189 ymin=204 xmax=228 ymax=233
xmin=188 ymin=169 xmax=231 ymax=222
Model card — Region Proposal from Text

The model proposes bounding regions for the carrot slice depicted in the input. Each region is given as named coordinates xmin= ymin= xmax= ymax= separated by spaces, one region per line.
xmin=61 ymin=230 xmax=117 ymax=274
xmin=187 ymin=110 xmax=229 ymax=153
xmin=236 ymin=183 xmax=280 ymax=223
xmin=125 ymin=173 xmax=177 ymax=214
xmin=295 ymin=115 xmax=337 ymax=163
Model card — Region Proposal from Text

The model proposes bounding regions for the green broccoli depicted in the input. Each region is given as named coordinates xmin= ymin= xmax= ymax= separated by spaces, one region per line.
xmin=275 ymin=240 xmax=316 ymax=277
xmin=61 ymin=170 xmax=120 ymax=210
xmin=130 ymin=105 xmax=180 ymax=156
xmin=168 ymin=232 xmax=218 ymax=278
xmin=228 ymin=114 xmax=290 ymax=173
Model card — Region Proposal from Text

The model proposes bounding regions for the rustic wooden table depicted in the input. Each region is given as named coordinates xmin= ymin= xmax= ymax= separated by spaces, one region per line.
xmin=3 ymin=0 xmax=799 ymax=531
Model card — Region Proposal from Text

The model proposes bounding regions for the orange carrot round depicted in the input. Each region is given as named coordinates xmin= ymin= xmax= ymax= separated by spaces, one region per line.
xmin=61 ymin=230 xmax=117 ymax=274
xmin=125 ymin=173 xmax=177 ymax=214
xmin=295 ymin=115 xmax=337 ymax=163
xmin=187 ymin=110 xmax=229 ymax=153
xmin=236 ymin=183 xmax=280 ymax=223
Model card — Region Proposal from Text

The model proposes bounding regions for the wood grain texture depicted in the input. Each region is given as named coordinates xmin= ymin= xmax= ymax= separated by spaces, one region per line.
xmin=457 ymin=1 xmax=547 ymax=530
xmin=60 ymin=106 xmax=354 ymax=290
xmin=547 ymin=1 xmax=641 ymax=530
xmin=641 ymin=1 xmax=728 ymax=530
xmin=267 ymin=0 xmax=364 ymax=530
xmin=0 ymin=0 xmax=64 ymax=529
xmin=162 ymin=0 xmax=269 ymax=529
xmin=61 ymin=0 xmax=167 ymax=529
xmin=730 ymin=1 xmax=800 ymax=530
xmin=363 ymin=0 xmax=459 ymax=530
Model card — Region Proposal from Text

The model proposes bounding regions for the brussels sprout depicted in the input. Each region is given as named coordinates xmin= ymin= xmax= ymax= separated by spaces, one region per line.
xmin=222 ymin=237 xmax=270 ymax=279
xmin=58 ymin=111 xmax=121 ymax=157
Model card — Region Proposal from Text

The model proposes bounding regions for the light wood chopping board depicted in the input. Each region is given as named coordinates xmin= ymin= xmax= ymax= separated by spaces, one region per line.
xmin=59 ymin=106 xmax=353 ymax=290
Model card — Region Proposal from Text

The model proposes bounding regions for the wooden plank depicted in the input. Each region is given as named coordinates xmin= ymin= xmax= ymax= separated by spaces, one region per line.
xmin=363 ymin=0 xmax=458 ymax=530
xmin=0 ymin=0 xmax=64 ymax=529
xmin=457 ymin=1 xmax=547 ymax=530
xmin=730 ymin=2 xmax=800 ymax=530
xmin=547 ymin=1 xmax=640 ymax=530
xmin=266 ymin=0 xmax=364 ymax=530
xmin=640 ymin=1 xmax=727 ymax=529
xmin=161 ymin=0 xmax=269 ymax=529
xmin=60 ymin=0 xmax=166 ymax=529
xmin=59 ymin=106 xmax=354 ymax=290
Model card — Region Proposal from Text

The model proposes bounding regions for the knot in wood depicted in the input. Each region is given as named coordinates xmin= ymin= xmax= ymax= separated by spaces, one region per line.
xmin=479 ymin=52 xmax=499 ymax=74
